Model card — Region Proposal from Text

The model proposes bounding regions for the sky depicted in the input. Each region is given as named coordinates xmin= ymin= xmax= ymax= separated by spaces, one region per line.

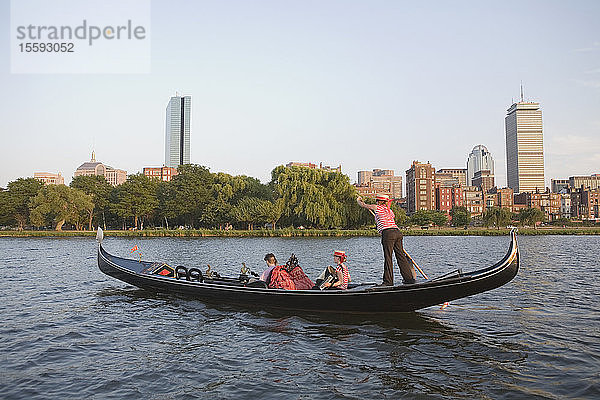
xmin=1 ymin=0 xmax=599 ymax=189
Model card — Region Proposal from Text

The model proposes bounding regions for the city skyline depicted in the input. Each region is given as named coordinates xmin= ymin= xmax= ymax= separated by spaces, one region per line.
xmin=1 ymin=1 xmax=599 ymax=188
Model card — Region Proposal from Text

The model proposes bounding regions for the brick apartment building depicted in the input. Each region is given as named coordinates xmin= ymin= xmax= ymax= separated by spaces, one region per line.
xmin=406 ymin=161 xmax=436 ymax=214
xmin=143 ymin=166 xmax=178 ymax=182
xmin=356 ymin=169 xmax=402 ymax=199
xmin=571 ymin=187 xmax=600 ymax=221
xmin=514 ymin=190 xmax=561 ymax=221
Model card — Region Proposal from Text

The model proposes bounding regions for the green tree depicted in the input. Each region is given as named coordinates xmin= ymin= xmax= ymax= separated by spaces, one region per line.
xmin=112 ymin=174 xmax=159 ymax=229
xmin=430 ymin=210 xmax=448 ymax=227
xmin=483 ymin=207 xmax=513 ymax=229
xmin=449 ymin=206 xmax=471 ymax=227
xmin=391 ymin=203 xmax=408 ymax=227
xmin=409 ymin=210 xmax=447 ymax=227
xmin=260 ymin=198 xmax=283 ymax=229
xmin=518 ymin=207 xmax=545 ymax=227
xmin=271 ymin=166 xmax=358 ymax=228
xmin=69 ymin=189 xmax=95 ymax=230
xmin=231 ymin=197 xmax=263 ymax=230
xmin=5 ymin=178 xmax=44 ymax=230
xmin=410 ymin=210 xmax=433 ymax=226
xmin=199 ymin=197 xmax=232 ymax=229
xmin=161 ymin=165 xmax=213 ymax=228
xmin=29 ymin=185 xmax=93 ymax=230
xmin=206 ymin=173 xmax=272 ymax=229
xmin=70 ymin=175 xmax=113 ymax=230
xmin=0 ymin=189 xmax=15 ymax=227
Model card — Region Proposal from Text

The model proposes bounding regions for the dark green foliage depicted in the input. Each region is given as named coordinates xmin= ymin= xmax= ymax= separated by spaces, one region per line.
xmin=449 ymin=206 xmax=470 ymax=227
xmin=517 ymin=207 xmax=546 ymax=226
xmin=5 ymin=178 xmax=43 ymax=229
xmin=0 ymin=190 xmax=15 ymax=226
xmin=70 ymin=175 xmax=113 ymax=229
xmin=482 ymin=207 xmax=513 ymax=229
xmin=112 ymin=173 xmax=159 ymax=230
xmin=270 ymin=165 xmax=361 ymax=229
xmin=29 ymin=185 xmax=93 ymax=230
xmin=410 ymin=210 xmax=448 ymax=227
xmin=161 ymin=165 xmax=213 ymax=228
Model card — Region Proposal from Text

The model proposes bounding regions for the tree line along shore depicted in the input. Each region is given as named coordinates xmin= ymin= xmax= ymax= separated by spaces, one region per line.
xmin=1 ymin=164 xmax=598 ymax=234
xmin=1 ymin=227 xmax=599 ymax=238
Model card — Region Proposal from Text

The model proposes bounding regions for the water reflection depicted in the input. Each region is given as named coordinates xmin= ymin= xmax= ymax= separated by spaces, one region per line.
xmin=93 ymin=285 xmax=531 ymax=398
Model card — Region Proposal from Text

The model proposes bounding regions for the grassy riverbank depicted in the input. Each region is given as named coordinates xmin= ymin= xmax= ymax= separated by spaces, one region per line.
xmin=1 ymin=226 xmax=599 ymax=237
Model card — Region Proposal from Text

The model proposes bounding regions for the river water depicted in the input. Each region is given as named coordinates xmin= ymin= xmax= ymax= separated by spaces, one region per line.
xmin=1 ymin=235 xmax=598 ymax=399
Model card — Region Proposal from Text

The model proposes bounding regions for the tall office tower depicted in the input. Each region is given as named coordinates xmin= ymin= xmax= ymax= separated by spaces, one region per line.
xmin=406 ymin=161 xmax=436 ymax=214
xmin=165 ymin=95 xmax=191 ymax=168
xmin=505 ymin=100 xmax=545 ymax=193
xmin=466 ymin=145 xmax=495 ymax=186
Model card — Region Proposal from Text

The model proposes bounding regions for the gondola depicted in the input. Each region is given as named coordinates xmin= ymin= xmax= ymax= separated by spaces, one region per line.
xmin=96 ymin=228 xmax=519 ymax=313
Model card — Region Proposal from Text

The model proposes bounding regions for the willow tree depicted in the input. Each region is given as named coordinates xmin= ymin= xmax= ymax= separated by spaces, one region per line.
xmin=518 ymin=207 xmax=545 ymax=227
xmin=270 ymin=166 xmax=359 ymax=229
xmin=483 ymin=207 xmax=512 ymax=229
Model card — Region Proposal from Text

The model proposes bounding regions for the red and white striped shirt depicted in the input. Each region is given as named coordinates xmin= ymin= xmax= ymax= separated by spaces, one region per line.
xmin=375 ymin=204 xmax=398 ymax=233
xmin=336 ymin=263 xmax=350 ymax=290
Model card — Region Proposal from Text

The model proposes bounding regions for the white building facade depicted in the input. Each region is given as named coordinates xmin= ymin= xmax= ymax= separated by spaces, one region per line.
xmin=466 ymin=145 xmax=495 ymax=186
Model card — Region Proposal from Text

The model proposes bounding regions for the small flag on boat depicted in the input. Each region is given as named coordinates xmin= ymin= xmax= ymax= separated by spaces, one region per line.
xmin=130 ymin=245 xmax=138 ymax=253
xmin=440 ymin=302 xmax=449 ymax=309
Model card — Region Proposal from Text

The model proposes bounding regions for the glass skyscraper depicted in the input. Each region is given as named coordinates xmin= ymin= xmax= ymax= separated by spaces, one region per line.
xmin=165 ymin=95 xmax=191 ymax=168
xmin=505 ymin=101 xmax=545 ymax=193
xmin=466 ymin=145 xmax=495 ymax=186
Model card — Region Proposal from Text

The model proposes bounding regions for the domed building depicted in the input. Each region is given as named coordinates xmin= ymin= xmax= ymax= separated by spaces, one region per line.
xmin=74 ymin=151 xmax=127 ymax=186
xmin=466 ymin=145 xmax=495 ymax=187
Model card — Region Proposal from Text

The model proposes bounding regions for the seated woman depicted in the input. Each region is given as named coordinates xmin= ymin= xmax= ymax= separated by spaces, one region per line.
xmin=269 ymin=254 xmax=314 ymax=290
xmin=320 ymin=250 xmax=350 ymax=290
xmin=260 ymin=253 xmax=278 ymax=285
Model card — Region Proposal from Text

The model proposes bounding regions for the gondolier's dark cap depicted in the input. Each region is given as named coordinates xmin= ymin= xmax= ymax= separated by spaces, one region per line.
xmin=264 ymin=253 xmax=277 ymax=263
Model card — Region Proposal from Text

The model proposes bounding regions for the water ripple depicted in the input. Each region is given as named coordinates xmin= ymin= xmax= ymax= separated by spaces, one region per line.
xmin=0 ymin=235 xmax=598 ymax=399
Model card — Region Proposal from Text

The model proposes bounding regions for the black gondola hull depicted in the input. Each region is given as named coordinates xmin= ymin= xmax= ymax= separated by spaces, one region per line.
xmin=97 ymin=231 xmax=519 ymax=313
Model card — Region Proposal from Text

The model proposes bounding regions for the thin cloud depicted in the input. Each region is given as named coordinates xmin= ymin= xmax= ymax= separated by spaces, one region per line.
xmin=574 ymin=79 xmax=600 ymax=89
xmin=547 ymin=134 xmax=600 ymax=156
xmin=573 ymin=41 xmax=600 ymax=53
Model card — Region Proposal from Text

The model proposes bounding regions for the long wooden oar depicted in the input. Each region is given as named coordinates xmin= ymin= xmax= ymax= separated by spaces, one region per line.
xmin=365 ymin=208 xmax=428 ymax=280
xmin=404 ymin=249 xmax=428 ymax=280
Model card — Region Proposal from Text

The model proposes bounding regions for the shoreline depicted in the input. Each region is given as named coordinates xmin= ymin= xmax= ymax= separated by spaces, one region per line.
xmin=1 ymin=227 xmax=599 ymax=237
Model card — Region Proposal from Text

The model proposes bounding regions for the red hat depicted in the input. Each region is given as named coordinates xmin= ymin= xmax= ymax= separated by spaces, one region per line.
xmin=376 ymin=194 xmax=390 ymax=201
xmin=334 ymin=250 xmax=347 ymax=261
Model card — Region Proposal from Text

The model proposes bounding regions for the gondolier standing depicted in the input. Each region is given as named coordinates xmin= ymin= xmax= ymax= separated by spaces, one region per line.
xmin=357 ymin=194 xmax=416 ymax=286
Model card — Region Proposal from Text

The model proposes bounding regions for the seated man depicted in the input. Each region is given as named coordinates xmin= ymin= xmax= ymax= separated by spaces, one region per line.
xmin=260 ymin=253 xmax=277 ymax=284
